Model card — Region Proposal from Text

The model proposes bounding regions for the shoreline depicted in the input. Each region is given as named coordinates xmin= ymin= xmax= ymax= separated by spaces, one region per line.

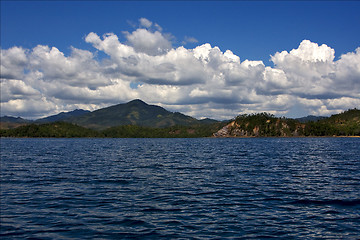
xmin=1 ymin=135 xmax=360 ymax=139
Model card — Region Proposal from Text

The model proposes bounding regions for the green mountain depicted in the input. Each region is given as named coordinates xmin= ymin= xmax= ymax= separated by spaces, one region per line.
xmin=303 ymin=109 xmax=360 ymax=136
xmin=67 ymin=99 xmax=204 ymax=130
xmin=35 ymin=109 xmax=90 ymax=123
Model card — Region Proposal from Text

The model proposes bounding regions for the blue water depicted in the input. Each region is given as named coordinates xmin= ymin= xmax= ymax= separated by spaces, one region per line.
xmin=1 ymin=138 xmax=359 ymax=239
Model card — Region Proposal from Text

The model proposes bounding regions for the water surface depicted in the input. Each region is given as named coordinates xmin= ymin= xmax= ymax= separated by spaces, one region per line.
xmin=1 ymin=138 xmax=359 ymax=239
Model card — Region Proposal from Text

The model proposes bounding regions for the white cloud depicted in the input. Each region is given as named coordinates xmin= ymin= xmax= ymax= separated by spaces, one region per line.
xmin=139 ymin=18 xmax=152 ymax=28
xmin=1 ymin=19 xmax=359 ymax=120
xmin=124 ymin=28 xmax=172 ymax=56
xmin=32 ymin=46 xmax=106 ymax=88
xmin=287 ymin=40 xmax=335 ymax=62
xmin=0 ymin=79 xmax=40 ymax=103
xmin=332 ymin=47 xmax=360 ymax=95
xmin=1 ymin=98 xmax=57 ymax=119
xmin=326 ymin=97 xmax=360 ymax=110
xmin=0 ymin=47 xmax=28 ymax=80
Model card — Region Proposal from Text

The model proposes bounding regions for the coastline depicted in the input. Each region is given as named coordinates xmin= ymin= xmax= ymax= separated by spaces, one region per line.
xmin=2 ymin=135 xmax=360 ymax=139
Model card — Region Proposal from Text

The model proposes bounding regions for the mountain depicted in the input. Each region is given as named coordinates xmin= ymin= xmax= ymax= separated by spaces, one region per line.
xmin=35 ymin=109 xmax=90 ymax=123
xmin=295 ymin=115 xmax=327 ymax=123
xmin=198 ymin=118 xmax=220 ymax=124
xmin=67 ymin=99 xmax=205 ymax=130
xmin=0 ymin=116 xmax=31 ymax=123
xmin=0 ymin=116 xmax=32 ymax=129
xmin=1 ymin=100 xmax=218 ymax=131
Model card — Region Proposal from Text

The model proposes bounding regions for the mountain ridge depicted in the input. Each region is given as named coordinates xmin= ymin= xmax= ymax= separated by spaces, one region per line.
xmin=295 ymin=115 xmax=327 ymax=123
xmin=35 ymin=109 xmax=91 ymax=123
xmin=0 ymin=99 xmax=219 ymax=130
xmin=65 ymin=99 xmax=208 ymax=130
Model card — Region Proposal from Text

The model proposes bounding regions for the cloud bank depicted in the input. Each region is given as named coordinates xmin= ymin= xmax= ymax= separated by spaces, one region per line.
xmin=1 ymin=18 xmax=359 ymax=119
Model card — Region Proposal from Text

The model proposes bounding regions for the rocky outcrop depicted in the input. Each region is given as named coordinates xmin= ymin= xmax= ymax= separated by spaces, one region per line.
xmin=213 ymin=123 xmax=232 ymax=137
xmin=213 ymin=113 xmax=306 ymax=137
xmin=213 ymin=121 xmax=261 ymax=137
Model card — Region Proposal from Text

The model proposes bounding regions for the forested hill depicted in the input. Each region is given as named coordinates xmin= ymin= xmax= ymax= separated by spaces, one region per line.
xmin=67 ymin=99 xmax=206 ymax=130
xmin=0 ymin=100 xmax=218 ymax=130
xmin=35 ymin=109 xmax=90 ymax=123
xmin=213 ymin=109 xmax=360 ymax=137
xmin=305 ymin=109 xmax=360 ymax=136
xmin=0 ymin=121 xmax=223 ymax=138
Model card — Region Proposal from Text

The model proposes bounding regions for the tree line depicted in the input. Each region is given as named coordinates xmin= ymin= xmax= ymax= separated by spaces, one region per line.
xmin=0 ymin=121 xmax=224 ymax=138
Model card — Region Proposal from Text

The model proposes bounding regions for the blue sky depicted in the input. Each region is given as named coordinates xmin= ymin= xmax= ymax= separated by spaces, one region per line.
xmin=1 ymin=1 xmax=360 ymax=119
xmin=3 ymin=1 xmax=359 ymax=64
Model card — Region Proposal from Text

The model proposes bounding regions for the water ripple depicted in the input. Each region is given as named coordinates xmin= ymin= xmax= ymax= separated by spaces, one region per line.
xmin=1 ymin=138 xmax=359 ymax=239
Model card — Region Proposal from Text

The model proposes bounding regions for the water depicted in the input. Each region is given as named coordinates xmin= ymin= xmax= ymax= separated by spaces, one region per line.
xmin=1 ymin=138 xmax=359 ymax=239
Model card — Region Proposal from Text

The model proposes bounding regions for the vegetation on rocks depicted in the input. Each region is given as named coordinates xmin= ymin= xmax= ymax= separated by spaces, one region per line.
xmin=213 ymin=109 xmax=360 ymax=137
xmin=214 ymin=113 xmax=304 ymax=137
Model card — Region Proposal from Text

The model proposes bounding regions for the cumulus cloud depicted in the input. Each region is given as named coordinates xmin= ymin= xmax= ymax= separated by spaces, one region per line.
xmin=332 ymin=47 xmax=360 ymax=95
xmin=122 ymin=19 xmax=173 ymax=56
xmin=1 ymin=79 xmax=40 ymax=102
xmin=1 ymin=47 xmax=28 ymax=80
xmin=1 ymin=19 xmax=359 ymax=119
xmin=268 ymin=40 xmax=360 ymax=100
xmin=124 ymin=28 xmax=172 ymax=56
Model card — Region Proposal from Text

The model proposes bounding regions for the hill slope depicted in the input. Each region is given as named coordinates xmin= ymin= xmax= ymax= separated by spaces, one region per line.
xmin=213 ymin=109 xmax=360 ymax=137
xmin=68 ymin=99 xmax=202 ymax=130
xmin=213 ymin=113 xmax=303 ymax=137
xmin=0 ymin=116 xmax=32 ymax=129
xmin=36 ymin=109 xmax=90 ymax=123
xmin=304 ymin=109 xmax=360 ymax=136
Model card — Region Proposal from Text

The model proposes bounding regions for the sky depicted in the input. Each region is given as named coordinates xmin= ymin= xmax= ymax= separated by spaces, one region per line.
xmin=1 ymin=1 xmax=360 ymax=120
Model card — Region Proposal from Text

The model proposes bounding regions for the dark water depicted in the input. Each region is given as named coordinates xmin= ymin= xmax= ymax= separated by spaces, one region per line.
xmin=1 ymin=138 xmax=359 ymax=239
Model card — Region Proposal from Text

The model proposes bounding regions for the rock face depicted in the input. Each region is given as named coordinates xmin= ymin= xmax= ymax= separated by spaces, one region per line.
xmin=213 ymin=123 xmax=232 ymax=137
xmin=213 ymin=121 xmax=264 ymax=137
